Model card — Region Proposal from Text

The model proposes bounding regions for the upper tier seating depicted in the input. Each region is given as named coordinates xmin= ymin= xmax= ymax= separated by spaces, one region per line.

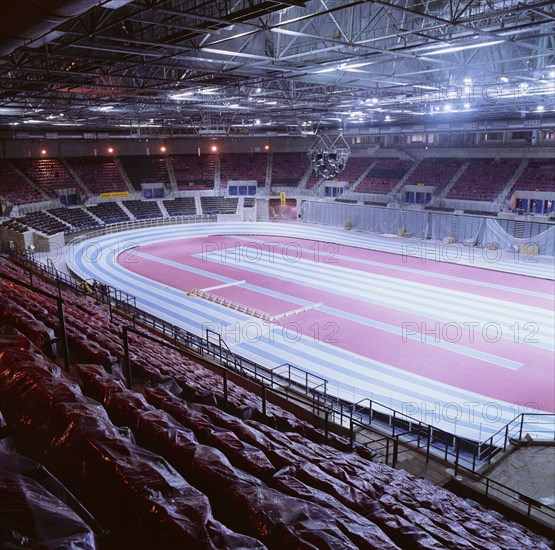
xmin=220 ymin=153 xmax=267 ymax=187
xmin=243 ymin=197 xmax=256 ymax=208
xmin=447 ymin=158 xmax=520 ymax=201
xmin=171 ymin=155 xmax=215 ymax=190
xmin=163 ymin=197 xmax=197 ymax=217
xmin=271 ymin=153 xmax=310 ymax=186
xmin=354 ymin=159 xmax=413 ymax=194
xmin=337 ymin=157 xmax=374 ymax=186
xmin=86 ymin=202 xmax=129 ymax=224
xmin=200 ymin=196 xmax=238 ymax=214
xmin=48 ymin=207 xmax=100 ymax=230
xmin=0 ymin=253 xmax=551 ymax=550
xmin=509 ymin=159 xmax=555 ymax=195
xmin=304 ymin=173 xmax=321 ymax=189
xmin=305 ymin=157 xmax=374 ymax=190
xmin=119 ymin=156 xmax=170 ymax=191
xmin=14 ymin=159 xmax=76 ymax=195
xmin=122 ymin=199 xmax=163 ymax=220
xmin=0 ymin=159 xmax=45 ymax=205
xmin=66 ymin=157 xmax=128 ymax=195
xmin=406 ymin=158 xmax=464 ymax=194
xmin=16 ymin=211 xmax=69 ymax=235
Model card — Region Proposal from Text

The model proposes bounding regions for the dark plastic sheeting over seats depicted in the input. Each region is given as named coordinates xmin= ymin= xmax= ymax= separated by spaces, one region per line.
xmin=0 ymin=344 xmax=264 ymax=549
xmin=0 ymin=451 xmax=97 ymax=550
xmin=0 ymin=255 xmax=553 ymax=550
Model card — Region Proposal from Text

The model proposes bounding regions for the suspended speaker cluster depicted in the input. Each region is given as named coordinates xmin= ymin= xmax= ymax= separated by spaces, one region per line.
xmin=307 ymin=134 xmax=350 ymax=180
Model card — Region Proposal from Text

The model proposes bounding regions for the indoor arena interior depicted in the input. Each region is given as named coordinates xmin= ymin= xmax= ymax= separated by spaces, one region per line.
xmin=0 ymin=0 xmax=554 ymax=548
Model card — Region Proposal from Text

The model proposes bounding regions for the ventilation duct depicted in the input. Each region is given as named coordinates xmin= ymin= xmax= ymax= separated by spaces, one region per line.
xmin=0 ymin=0 xmax=102 ymax=56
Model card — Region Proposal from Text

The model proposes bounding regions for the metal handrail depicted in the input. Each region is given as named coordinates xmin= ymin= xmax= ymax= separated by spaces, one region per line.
xmin=451 ymin=468 xmax=555 ymax=527
xmin=4 ymin=246 xmax=555 ymax=475
xmin=67 ymin=214 xmax=215 ymax=246
xmin=3 ymin=249 xmax=555 ymax=532
xmin=8 ymin=249 xmax=555 ymax=471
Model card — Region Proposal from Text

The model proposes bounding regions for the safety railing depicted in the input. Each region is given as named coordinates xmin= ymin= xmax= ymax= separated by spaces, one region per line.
xmin=2 ymin=242 xmax=554 ymax=533
xmin=5 ymin=242 xmax=554 ymax=473
xmin=1 ymin=246 xmax=136 ymax=323
xmin=449 ymin=468 xmax=555 ymax=529
xmin=67 ymin=214 xmax=215 ymax=246
xmin=270 ymin=363 xmax=327 ymax=396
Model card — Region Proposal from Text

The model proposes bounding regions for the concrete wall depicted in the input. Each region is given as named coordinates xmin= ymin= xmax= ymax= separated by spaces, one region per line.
xmin=0 ymin=136 xmax=315 ymax=159
xmin=2 ymin=135 xmax=553 ymax=161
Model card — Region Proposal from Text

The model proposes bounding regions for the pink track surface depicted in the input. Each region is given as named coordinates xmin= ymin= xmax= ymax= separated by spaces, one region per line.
xmin=118 ymin=235 xmax=555 ymax=412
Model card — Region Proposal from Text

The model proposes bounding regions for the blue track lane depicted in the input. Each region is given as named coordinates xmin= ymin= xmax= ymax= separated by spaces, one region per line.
xmin=66 ymin=222 xmax=554 ymax=441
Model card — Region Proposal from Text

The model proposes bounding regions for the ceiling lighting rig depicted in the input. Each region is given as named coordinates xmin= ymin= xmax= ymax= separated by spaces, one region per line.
xmin=307 ymin=133 xmax=351 ymax=180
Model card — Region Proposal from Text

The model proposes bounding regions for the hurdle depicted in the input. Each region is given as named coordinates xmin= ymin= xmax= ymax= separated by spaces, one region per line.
xmin=188 ymin=286 xmax=323 ymax=323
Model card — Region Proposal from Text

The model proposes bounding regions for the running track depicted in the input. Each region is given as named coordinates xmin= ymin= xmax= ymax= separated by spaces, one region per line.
xmin=66 ymin=222 xmax=555 ymax=441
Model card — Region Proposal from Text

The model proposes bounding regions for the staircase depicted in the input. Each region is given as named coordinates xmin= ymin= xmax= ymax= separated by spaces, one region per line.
xmin=350 ymin=161 xmax=377 ymax=192
xmin=300 ymin=163 xmax=315 ymax=189
xmin=309 ymin=177 xmax=325 ymax=194
xmin=118 ymin=200 xmax=135 ymax=220
xmin=165 ymin=157 xmax=178 ymax=192
xmin=497 ymin=158 xmax=529 ymax=203
xmin=59 ymin=158 xmax=91 ymax=196
xmin=399 ymin=148 xmax=419 ymax=162
xmin=157 ymin=198 xmax=169 ymax=218
xmin=236 ymin=197 xmax=244 ymax=218
xmin=392 ymin=160 xmax=420 ymax=195
xmin=113 ymin=157 xmax=135 ymax=194
xmin=195 ymin=195 xmax=203 ymax=216
xmin=83 ymin=206 xmax=103 ymax=225
xmin=213 ymin=155 xmax=221 ymax=192
xmin=265 ymin=152 xmax=273 ymax=191
xmin=7 ymin=160 xmax=50 ymax=200
xmin=440 ymin=162 xmax=469 ymax=198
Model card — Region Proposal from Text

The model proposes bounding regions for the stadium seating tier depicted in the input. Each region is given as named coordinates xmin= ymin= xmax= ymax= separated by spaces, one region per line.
xmin=0 ymin=253 xmax=552 ymax=549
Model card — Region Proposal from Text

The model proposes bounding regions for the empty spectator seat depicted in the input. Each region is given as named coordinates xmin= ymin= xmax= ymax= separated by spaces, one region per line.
xmin=310 ymin=156 xmax=373 ymax=189
xmin=16 ymin=211 xmax=69 ymax=235
xmin=122 ymin=200 xmax=162 ymax=220
xmin=200 ymin=197 xmax=238 ymax=215
xmin=271 ymin=153 xmax=310 ymax=186
xmin=48 ymin=207 xmax=100 ymax=230
xmin=305 ymin=173 xmax=321 ymax=189
xmin=406 ymin=158 xmax=463 ymax=194
xmin=170 ymin=155 xmax=215 ymax=190
xmin=86 ymin=202 xmax=129 ymax=224
xmin=163 ymin=197 xmax=197 ymax=216
xmin=0 ymin=160 xmax=46 ymax=205
xmin=508 ymin=159 xmax=555 ymax=195
xmin=1 ymin=218 xmax=29 ymax=233
xmin=119 ymin=156 xmax=170 ymax=191
xmin=354 ymin=159 xmax=413 ymax=193
xmin=220 ymin=153 xmax=268 ymax=187
xmin=0 ymin=255 xmax=552 ymax=550
xmin=447 ymin=159 xmax=520 ymax=201
xmin=13 ymin=159 xmax=76 ymax=195
xmin=66 ymin=157 xmax=128 ymax=195
xmin=0 ymin=450 xmax=97 ymax=549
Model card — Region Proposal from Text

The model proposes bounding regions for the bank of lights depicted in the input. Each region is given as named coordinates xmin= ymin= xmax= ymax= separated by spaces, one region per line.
xmin=307 ymin=134 xmax=350 ymax=180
